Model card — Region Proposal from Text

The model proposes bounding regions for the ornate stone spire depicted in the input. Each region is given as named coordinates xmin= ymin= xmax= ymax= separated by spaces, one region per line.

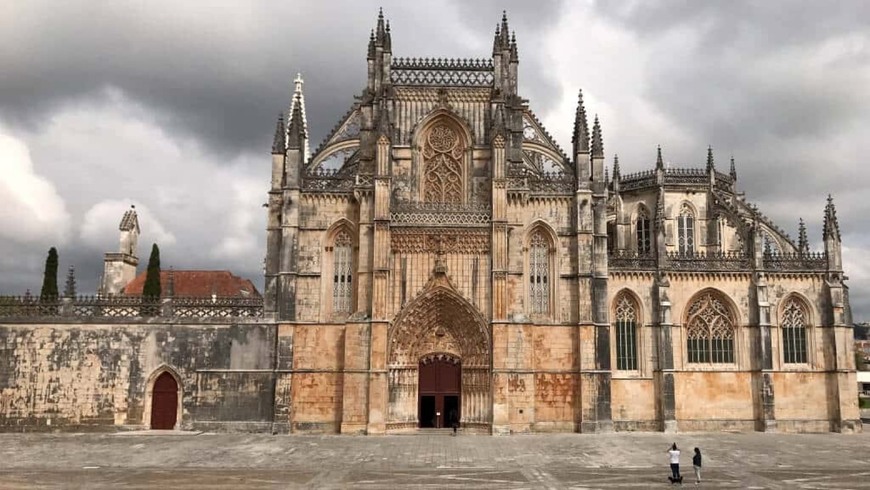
xmin=384 ymin=20 xmax=391 ymax=52
xmin=730 ymin=155 xmax=737 ymax=181
xmin=706 ymin=146 xmax=715 ymax=172
xmin=286 ymin=73 xmax=308 ymax=159
xmin=823 ymin=195 xmax=841 ymax=241
xmin=492 ymin=24 xmax=501 ymax=55
xmin=656 ymin=145 xmax=664 ymax=170
xmin=591 ymin=115 xmax=603 ymax=157
xmin=368 ymin=29 xmax=376 ymax=59
xmin=612 ymin=154 xmax=621 ymax=181
xmin=509 ymin=32 xmax=518 ymax=62
xmin=798 ymin=218 xmax=809 ymax=254
xmin=375 ymin=7 xmax=386 ymax=45
xmin=63 ymin=265 xmax=76 ymax=298
xmin=572 ymin=89 xmax=589 ymax=154
xmin=501 ymin=11 xmax=510 ymax=45
xmin=271 ymin=114 xmax=284 ymax=154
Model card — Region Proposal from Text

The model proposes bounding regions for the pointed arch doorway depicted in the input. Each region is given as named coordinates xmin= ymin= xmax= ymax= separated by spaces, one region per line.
xmin=418 ymin=353 xmax=461 ymax=428
xmin=150 ymin=372 xmax=179 ymax=430
xmin=387 ymin=272 xmax=491 ymax=432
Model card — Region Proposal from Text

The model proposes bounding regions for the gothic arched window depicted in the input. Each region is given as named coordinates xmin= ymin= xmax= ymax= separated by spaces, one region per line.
xmin=332 ymin=231 xmax=353 ymax=313
xmin=636 ymin=207 xmax=651 ymax=254
xmin=614 ymin=292 xmax=639 ymax=371
xmin=678 ymin=204 xmax=695 ymax=255
xmin=423 ymin=123 xmax=464 ymax=204
xmin=781 ymin=297 xmax=808 ymax=364
xmin=529 ymin=231 xmax=550 ymax=315
xmin=686 ymin=292 xmax=735 ymax=363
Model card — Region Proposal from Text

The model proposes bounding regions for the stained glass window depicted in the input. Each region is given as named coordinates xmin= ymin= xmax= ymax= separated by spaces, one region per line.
xmin=529 ymin=231 xmax=550 ymax=314
xmin=782 ymin=298 xmax=808 ymax=364
xmin=678 ymin=204 xmax=695 ymax=255
xmin=636 ymin=208 xmax=651 ymax=254
xmin=615 ymin=293 xmax=639 ymax=370
xmin=333 ymin=231 xmax=353 ymax=313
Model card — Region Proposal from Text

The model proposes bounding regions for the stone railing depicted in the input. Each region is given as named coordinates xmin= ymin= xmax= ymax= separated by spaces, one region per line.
xmin=390 ymin=57 xmax=494 ymax=86
xmin=763 ymin=252 xmax=827 ymax=271
xmin=0 ymin=295 xmax=263 ymax=320
xmin=391 ymin=201 xmax=491 ymax=226
xmin=608 ymin=250 xmax=657 ymax=270
xmin=666 ymin=250 xmax=750 ymax=271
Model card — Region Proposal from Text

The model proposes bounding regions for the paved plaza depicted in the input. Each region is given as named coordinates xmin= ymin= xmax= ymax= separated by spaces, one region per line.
xmin=1 ymin=429 xmax=869 ymax=489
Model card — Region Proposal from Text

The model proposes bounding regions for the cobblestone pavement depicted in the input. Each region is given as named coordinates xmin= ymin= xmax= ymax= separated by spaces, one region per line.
xmin=1 ymin=429 xmax=869 ymax=489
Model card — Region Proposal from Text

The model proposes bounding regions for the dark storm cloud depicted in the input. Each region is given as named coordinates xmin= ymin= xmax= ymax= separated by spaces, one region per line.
xmin=0 ymin=1 xmax=564 ymax=162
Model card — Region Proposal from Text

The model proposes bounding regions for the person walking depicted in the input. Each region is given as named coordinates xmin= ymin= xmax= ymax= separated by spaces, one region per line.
xmin=692 ymin=447 xmax=702 ymax=484
xmin=449 ymin=409 xmax=459 ymax=435
xmin=667 ymin=443 xmax=683 ymax=484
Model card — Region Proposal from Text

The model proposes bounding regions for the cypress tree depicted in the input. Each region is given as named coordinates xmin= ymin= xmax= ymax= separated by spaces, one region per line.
xmin=39 ymin=247 xmax=59 ymax=300
xmin=143 ymin=243 xmax=162 ymax=299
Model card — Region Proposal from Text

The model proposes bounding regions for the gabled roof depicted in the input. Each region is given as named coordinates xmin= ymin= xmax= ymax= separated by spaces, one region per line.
xmin=122 ymin=270 xmax=260 ymax=297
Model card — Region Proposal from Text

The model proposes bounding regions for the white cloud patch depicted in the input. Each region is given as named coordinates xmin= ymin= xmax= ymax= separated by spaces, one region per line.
xmin=0 ymin=132 xmax=70 ymax=245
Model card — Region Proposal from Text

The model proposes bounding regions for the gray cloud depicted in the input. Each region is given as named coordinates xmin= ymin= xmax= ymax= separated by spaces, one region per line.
xmin=1 ymin=0 xmax=869 ymax=319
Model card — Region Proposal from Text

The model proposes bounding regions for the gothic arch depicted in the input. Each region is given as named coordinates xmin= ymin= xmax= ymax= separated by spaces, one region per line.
xmin=611 ymin=288 xmax=645 ymax=324
xmin=612 ymin=289 xmax=643 ymax=372
xmin=682 ymin=289 xmax=739 ymax=364
xmin=412 ymin=111 xmax=473 ymax=204
xmin=523 ymin=220 xmax=558 ymax=318
xmin=386 ymin=275 xmax=492 ymax=430
xmin=322 ymin=218 xmax=359 ymax=320
xmin=389 ymin=280 xmax=490 ymax=368
xmin=143 ymin=364 xmax=183 ymax=430
xmin=777 ymin=293 xmax=813 ymax=365
xmin=776 ymin=292 xmax=815 ymax=326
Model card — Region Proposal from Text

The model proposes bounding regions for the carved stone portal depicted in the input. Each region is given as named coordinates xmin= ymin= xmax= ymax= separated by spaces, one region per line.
xmin=387 ymin=270 xmax=491 ymax=430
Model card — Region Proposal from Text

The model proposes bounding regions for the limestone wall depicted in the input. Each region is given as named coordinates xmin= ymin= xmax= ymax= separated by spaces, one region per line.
xmin=0 ymin=321 xmax=275 ymax=432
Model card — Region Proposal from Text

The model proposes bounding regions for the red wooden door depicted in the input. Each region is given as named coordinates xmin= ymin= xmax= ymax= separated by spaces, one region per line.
xmin=150 ymin=372 xmax=178 ymax=430
xmin=419 ymin=357 xmax=460 ymax=428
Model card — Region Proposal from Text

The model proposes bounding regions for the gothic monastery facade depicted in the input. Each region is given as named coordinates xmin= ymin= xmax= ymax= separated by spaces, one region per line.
xmin=0 ymin=11 xmax=860 ymax=434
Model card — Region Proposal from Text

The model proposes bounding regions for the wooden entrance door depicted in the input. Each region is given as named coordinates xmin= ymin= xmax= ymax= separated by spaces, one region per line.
xmin=418 ymin=356 xmax=460 ymax=428
xmin=150 ymin=372 xmax=178 ymax=430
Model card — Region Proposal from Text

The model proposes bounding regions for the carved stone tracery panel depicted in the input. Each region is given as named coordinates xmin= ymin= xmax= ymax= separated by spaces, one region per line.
xmin=423 ymin=123 xmax=465 ymax=204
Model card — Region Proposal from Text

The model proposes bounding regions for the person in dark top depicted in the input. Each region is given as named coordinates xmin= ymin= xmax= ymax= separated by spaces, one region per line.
xmin=692 ymin=447 xmax=702 ymax=484
xmin=449 ymin=409 xmax=459 ymax=435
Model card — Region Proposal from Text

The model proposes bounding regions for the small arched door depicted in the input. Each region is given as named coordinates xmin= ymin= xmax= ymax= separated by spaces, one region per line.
xmin=150 ymin=372 xmax=179 ymax=430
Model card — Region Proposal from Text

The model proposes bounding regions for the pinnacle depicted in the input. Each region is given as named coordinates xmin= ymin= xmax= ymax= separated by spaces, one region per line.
xmin=730 ymin=155 xmax=737 ymax=180
xmin=613 ymin=154 xmax=621 ymax=180
xmin=706 ymin=145 xmax=714 ymax=172
xmin=591 ymin=115 xmax=603 ymax=157
xmin=656 ymin=145 xmax=664 ymax=169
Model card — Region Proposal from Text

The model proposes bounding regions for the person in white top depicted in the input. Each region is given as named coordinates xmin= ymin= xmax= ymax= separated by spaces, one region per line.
xmin=667 ymin=443 xmax=683 ymax=484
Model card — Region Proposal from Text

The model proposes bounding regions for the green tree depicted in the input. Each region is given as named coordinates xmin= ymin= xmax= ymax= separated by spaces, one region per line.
xmin=143 ymin=243 xmax=162 ymax=299
xmin=39 ymin=247 xmax=59 ymax=300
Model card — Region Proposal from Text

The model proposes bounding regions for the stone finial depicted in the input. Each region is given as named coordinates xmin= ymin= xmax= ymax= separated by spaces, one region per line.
xmin=730 ymin=155 xmax=737 ymax=181
xmin=591 ymin=115 xmax=603 ymax=158
xmin=376 ymin=7 xmax=386 ymax=44
xmin=492 ymin=24 xmax=501 ymax=54
xmin=501 ymin=11 xmax=510 ymax=43
xmin=286 ymin=74 xmax=308 ymax=157
xmin=656 ymin=145 xmax=664 ymax=170
xmin=798 ymin=218 xmax=809 ymax=254
xmin=706 ymin=146 xmax=715 ymax=172
xmin=823 ymin=194 xmax=841 ymax=241
xmin=63 ymin=265 xmax=76 ymax=298
xmin=572 ymin=89 xmax=589 ymax=154
xmin=509 ymin=32 xmax=518 ymax=62
xmin=384 ymin=20 xmax=391 ymax=52
xmin=271 ymin=113 xmax=285 ymax=154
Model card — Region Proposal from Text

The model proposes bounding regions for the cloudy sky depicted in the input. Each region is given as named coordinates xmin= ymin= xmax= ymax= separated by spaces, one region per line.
xmin=2 ymin=0 xmax=869 ymax=319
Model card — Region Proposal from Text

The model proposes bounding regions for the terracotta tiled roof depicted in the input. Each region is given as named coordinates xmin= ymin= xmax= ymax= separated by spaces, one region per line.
xmin=122 ymin=270 xmax=260 ymax=298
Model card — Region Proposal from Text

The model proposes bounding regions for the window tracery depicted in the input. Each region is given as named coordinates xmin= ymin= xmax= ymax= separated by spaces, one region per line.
xmin=678 ymin=204 xmax=695 ymax=254
xmin=686 ymin=292 xmax=735 ymax=363
xmin=781 ymin=298 xmax=808 ymax=364
xmin=614 ymin=293 xmax=639 ymax=371
xmin=333 ymin=231 xmax=353 ymax=313
xmin=423 ymin=123 xmax=465 ymax=204
xmin=636 ymin=207 xmax=651 ymax=254
xmin=529 ymin=231 xmax=550 ymax=314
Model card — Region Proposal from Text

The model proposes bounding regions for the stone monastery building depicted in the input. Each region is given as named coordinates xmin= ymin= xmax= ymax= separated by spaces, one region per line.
xmin=0 ymin=11 xmax=861 ymax=434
